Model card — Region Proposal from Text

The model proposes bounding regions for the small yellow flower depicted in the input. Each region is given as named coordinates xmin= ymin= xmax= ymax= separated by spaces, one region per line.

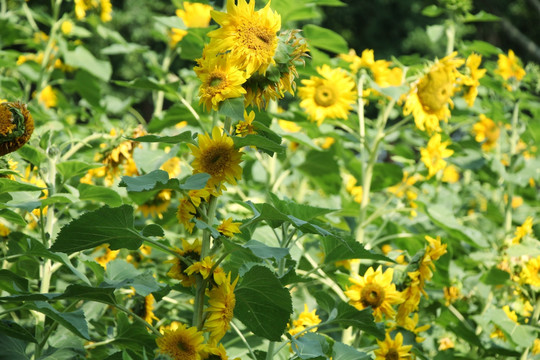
xmin=374 ymin=332 xmax=412 ymax=360
xmin=177 ymin=2 xmax=213 ymax=28
xmin=522 ymin=255 xmax=540 ymax=287
xmin=420 ymin=133 xmax=454 ymax=178
xmin=438 ymin=337 xmax=455 ymax=350
xmin=185 ymin=256 xmax=215 ymax=279
xmin=345 ymin=175 xmax=363 ymax=204
xmin=235 ymin=110 xmax=256 ymax=137
xmin=217 ymin=217 xmax=241 ymax=237
xmin=512 ymin=216 xmax=533 ymax=244
xmin=38 ymin=85 xmax=58 ymax=108
xmin=289 ymin=304 xmax=321 ymax=337
xmin=443 ymin=286 xmax=461 ymax=306
xmin=160 ymin=156 xmax=182 ymax=178
xmin=94 ymin=244 xmax=119 ymax=269
xmin=495 ymin=49 xmax=525 ymax=81
xmin=461 ymin=53 xmax=486 ymax=107
xmin=472 ymin=114 xmax=499 ymax=151
xmin=533 ymin=338 xmax=540 ymax=354
xmin=61 ymin=20 xmax=74 ymax=35
xmin=442 ymin=164 xmax=459 ymax=183
xmin=205 ymin=273 xmax=238 ymax=345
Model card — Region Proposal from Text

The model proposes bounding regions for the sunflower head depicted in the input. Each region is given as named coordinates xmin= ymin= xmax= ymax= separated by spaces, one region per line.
xmin=188 ymin=127 xmax=243 ymax=188
xmin=156 ymin=322 xmax=205 ymax=360
xmin=0 ymin=102 xmax=34 ymax=157
xmin=167 ymin=239 xmax=203 ymax=287
xmin=298 ymin=64 xmax=357 ymax=125
xmin=374 ymin=332 xmax=412 ymax=360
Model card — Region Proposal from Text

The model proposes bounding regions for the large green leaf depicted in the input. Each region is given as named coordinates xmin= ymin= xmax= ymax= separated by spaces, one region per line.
xmin=56 ymin=161 xmax=102 ymax=180
xmin=0 ymin=334 xmax=31 ymax=360
xmin=0 ymin=209 xmax=26 ymax=226
xmin=78 ymin=183 xmax=123 ymax=207
xmin=322 ymin=236 xmax=391 ymax=263
xmin=0 ymin=178 xmax=43 ymax=194
xmin=102 ymin=260 xmax=165 ymax=297
xmin=290 ymin=332 xmax=329 ymax=359
xmin=233 ymin=134 xmax=285 ymax=155
xmin=50 ymin=205 xmax=143 ymax=253
xmin=235 ymin=265 xmax=292 ymax=341
xmin=243 ymin=240 xmax=289 ymax=261
xmin=0 ymin=321 xmax=36 ymax=343
xmin=114 ymin=313 xmax=156 ymax=357
xmin=332 ymin=302 xmax=384 ymax=339
xmin=298 ymin=150 xmax=341 ymax=195
xmin=128 ymin=131 xmax=194 ymax=144
xmin=269 ymin=192 xmax=335 ymax=221
xmin=64 ymin=46 xmax=112 ymax=81
xmin=0 ymin=270 xmax=29 ymax=294
xmin=302 ymin=24 xmax=348 ymax=54
xmin=120 ymin=171 xmax=209 ymax=192
xmin=114 ymin=78 xmax=178 ymax=94
xmin=332 ymin=342 xmax=370 ymax=360
xmin=218 ymin=97 xmax=244 ymax=121
xmin=26 ymin=301 xmax=89 ymax=340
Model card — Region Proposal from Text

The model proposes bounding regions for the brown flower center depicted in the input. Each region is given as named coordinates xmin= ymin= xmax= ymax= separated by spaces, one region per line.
xmin=200 ymin=143 xmax=232 ymax=177
xmin=314 ymin=85 xmax=337 ymax=107
xmin=417 ymin=68 xmax=453 ymax=112
xmin=385 ymin=348 xmax=400 ymax=360
xmin=360 ymin=283 xmax=386 ymax=309
xmin=0 ymin=104 xmax=15 ymax=136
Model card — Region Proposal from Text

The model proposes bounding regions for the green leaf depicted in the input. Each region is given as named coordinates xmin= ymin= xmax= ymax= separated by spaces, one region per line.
xmin=180 ymin=173 xmax=210 ymax=190
xmin=114 ymin=313 xmax=156 ymax=357
xmin=73 ymin=70 xmax=102 ymax=107
xmin=298 ymin=150 xmax=341 ymax=195
xmin=427 ymin=24 xmax=445 ymax=43
xmin=119 ymin=170 xmax=169 ymax=192
xmin=487 ymin=308 xmax=536 ymax=348
xmin=57 ymin=161 xmax=102 ymax=180
xmin=302 ymin=24 xmax=348 ymax=54
xmin=422 ymin=203 xmax=488 ymax=248
xmin=154 ymin=15 xmax=185 ymax=29
xmin=421 ymin=4 xmax=443 ymax=17
xmin=78 ymin=183 xmax=123 ymax=207
xmin=128 ymin=131 xmax=193 ymax=144
xmin=0 ymin=334 xmax=31 ymax=360
xmin=322 ymin=236 xmax=391 ymax=263
xmin=243 ymin=240 xmax=289 ymax=261
xmin=0 ymin=321 xmax=36 ymax=343
xmin=142 ymin=224 xmax=164 ymax=237
xmin=0 ymin=209 xmax=26 ymax=226
xmin=332 ymin=302 xmax=384 ymax=339
xmin=235 ymin=265 xmax=292 ymax=341
xmin=463 ymin=11 xmax=499 ymax=22
xmin=100 ymin=43 xmax=147 ymax=55
xmin=0 ymin=270 xmax=29 ymax=294
xmin=148 ymin=104 xmax=198 ymax=132
xmin=39 ymin=194 xmax=76 ymax=207
xmin=218 ymin=97 xmax=245 ymax=121
xmin=26 ymin=301 xmax=89 ymax=340
xmin=16 ymin=145 xmax=46 ymax=167
xmin=0 ymin=178 xmax=43 ymax=194
xmin=114 ymin=78 xmax=177 ymax=94
xmin=233 ymin=134 xmax=285 ymax=155
xmin=50 ymin=205 xmax=143 ymax=253
xmin=64 ymin=46 xmax=112 ymax=81
xmin=60 ymin=284 xmax=116 ymax=305
xmin=291 ymin=332 xmax=329 ymax=359
xmin=269 ymin=193 xmax=334 ymax=221
xmin=481 ymin=267 xmax=510 ymax=285
xmin=332 ymin=342 xmax=370 ymax=360
xmin=102 ymin=260 xmax=164 ymax=296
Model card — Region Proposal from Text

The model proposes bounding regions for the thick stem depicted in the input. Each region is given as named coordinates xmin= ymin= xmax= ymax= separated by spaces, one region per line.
xmin=445 ymin=21 xmax=456 ymax=55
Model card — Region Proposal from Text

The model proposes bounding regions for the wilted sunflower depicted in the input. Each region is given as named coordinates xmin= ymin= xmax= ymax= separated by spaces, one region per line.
xmin=188 ymin=127 xmax=243 ymax=188
xmin=298 ymin=64 xmax=357 ymax=125
xmin=194 ymin=52 xmax=248 ymax=111
xmin=374 ymin=332 xmax=412 ymax=360
xmin=207 ymin=0 xmax=281 ymax=75
xmin=403 ymin=52 xmax=464 ymax=133
xmin=0 ymin=102 xmax=34 ymax=157
xmin=205 ymin=273 xmax=238 ymax=345
xmin=345 ymin=266 xmax=404 ymax=321
xmin=156 ymin=322 xmax=205 ymax=360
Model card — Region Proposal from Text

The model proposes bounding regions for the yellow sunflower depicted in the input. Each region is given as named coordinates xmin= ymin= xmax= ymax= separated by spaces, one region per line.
xmin=217 ymin=218 xmax=241 ymax=237
xmin=512 ymin=216 xmax=533 ymax=244
xmin=138 ymin=189 xmax=172 ymax=219
xmin=522 ymin=256 xmax=540 ymax=287
xmin=472 ymin=114 xmax=499 ymax=151
xmin=288 ymin=304 xmax=321 ymax=337
xmin=194 ymin=52 xmax=248 ymax=111
xmin=298 ymin=64 xmax=357 ymax=125
xmin=461 ymin=53 xmax=486 ymax=107
xmin=156 ymin=322 xmax=205 ymax=360
xmin=188 ymin=126 xmax=243 ymax=188
xmin=345 ymin=266 xmax=404 ymax=321
xmin=495 ymin=49 xmax=526 ymax=81
xmin=235 ymin=111 xmax=256 ymax=137
xmin=132 ymin=293 xmax=159 ymax=325
xmin=420 ymin=133 xmax=454 ymax=178
xmin=201 ymin=343 xmax=230 ymax=360
xmin=0 ymin=102 xmax=34 ymax=157
xmin=177 ymin=2 xmax=213 ymax=28
xmin=167 ymin=239 xmax=202 ymax=287
xmin=207 ymin=0 xmax=281 ymax=75
xmin=205 ymin=273 xmax=238 ymax=345
xmin=374 ymin=332 xmax=412 ymax=360
xmin=177 ymin=196 xmax=197 ymax=233
xmin=403 ymin=52 xmax=464 ymax=133
xmin=185 ymin=256 xmax=215 ymax=279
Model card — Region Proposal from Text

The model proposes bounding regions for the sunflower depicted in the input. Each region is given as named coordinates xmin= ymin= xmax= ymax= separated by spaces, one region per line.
xmin=205 ymin=273 xmax=238 ymax=345
xmin=160 ymin=156 xmax=182 ymax=178
xmin=177 ymin=2 xmax=213 ymax=28
xmin=177 ymin=197 xmax=197 ymax=233
xmin=167 ymin=239 xmax=202 ymax=287
xmin=522 ymin=256 xmax=540 ymax=287
xmin=217 ymin=218 xmax=241 ymax=237
xmin=188 ymin=127 xmax=243 ymax=188
xmin=0 ymin=102 xmax=34 ymax=157
xmin=461 ymin=53 xmax=486 ymax=107
xmin=495 ymin=49 xmax=526 ymax=81
xmin=201 ymin=343 xmax=230 ymax=360
xmin=345 ymin=266 xmax=403 ymax=321
xmin=420 ymin=133 xmax=454 ymax=178
xmin=512 ymin=216 xmax=533 ymax=244
xmin=132 ymin=293 xmax=159 ymax=325
xmin=298 ymin=64 xmax=357 ymax=125
xmin=443 ymin=286 xmax=461 ymax=306
xmin=207 ymin=0 xmax=281 ymax=76
xmin=403 ymin=52 xmax=464 ymax=133
xmin=374 ymin=332 xmax=412 ymax=360
xmin=156 ymin=322 xmax=205 ymax=360
xmin=472 ymin=114 xmax=499 ymax=151
xmin=93 ymin=244 xmax=119 ymax=269
xmin=139 ymin=189 xmax=172 ymax=219
xmin=235 ymin=111 xmax=256 ymax=137
xmin=288 ymin=304 xmax=321 ymax=337
xmin=185 ymin=256 xmax=215 ymax=279
xmin=195 ymin=52 xmax=248 ymax=111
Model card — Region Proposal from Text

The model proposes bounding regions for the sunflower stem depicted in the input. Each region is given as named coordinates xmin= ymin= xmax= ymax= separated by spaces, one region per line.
xmin=36 ymin=0 xmax=63 ymax=92
xmin=445 ymin=21 xmax=456 ymax=55
xmin=153 ymin=46 xmax=174 ymax=117
xmin=504 ymin=101 xmax=520 ymax=234
xmin=230 ymin=321 xmax=258 ymax=360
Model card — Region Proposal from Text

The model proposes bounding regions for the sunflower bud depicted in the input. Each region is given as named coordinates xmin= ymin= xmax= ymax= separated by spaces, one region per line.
xmin=0 ymin=102 xmax=34 ymax=156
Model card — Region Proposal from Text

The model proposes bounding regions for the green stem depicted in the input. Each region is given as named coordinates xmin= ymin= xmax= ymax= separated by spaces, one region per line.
xmin=504 ymin=101 xmax=520 ymax=234
xmin=84 ymin=338 xmax=115 ymax=349
xmin=115 ymin=304 xmax=161 ymax=336
xmin=37 ymin=0 xmax=63 ymax=91
xmin=445 ymin=21 xmax=456 ymax=55
xmin=0 ymin=305 xmax=26 ymax=318
xmin=230 ymin=321 xmax=258 ymax=360
xmin=60 ymin=133 xmax=105 ymax=161
xmin=153 ymin=46 xmax=174 ymax=117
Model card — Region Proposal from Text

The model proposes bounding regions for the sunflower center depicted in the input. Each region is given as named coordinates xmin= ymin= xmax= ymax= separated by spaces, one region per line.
xmin=208 ymin=73 xmax=226 ymax=89
xmin=314 ymin=85 xmax=337 ymax=107
xmin=200 ymin=143 xmax=232 ymax=176
xmin=181 ymin=249 xmax=201 ymax=271
xmin=175 ymin=337 xmax=196 ymax=357
xmin=0 ymin=104 xmax=15 ymax=137
xmin=360 ymin=283 xmax=386 ymax=308
xmin=385 ymin=348 xmax=400 ymax=360
xmin=417 ymin=68 xmax=453 ymax=112
xmin=238 ymin=22 xmax=275 ymax=52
